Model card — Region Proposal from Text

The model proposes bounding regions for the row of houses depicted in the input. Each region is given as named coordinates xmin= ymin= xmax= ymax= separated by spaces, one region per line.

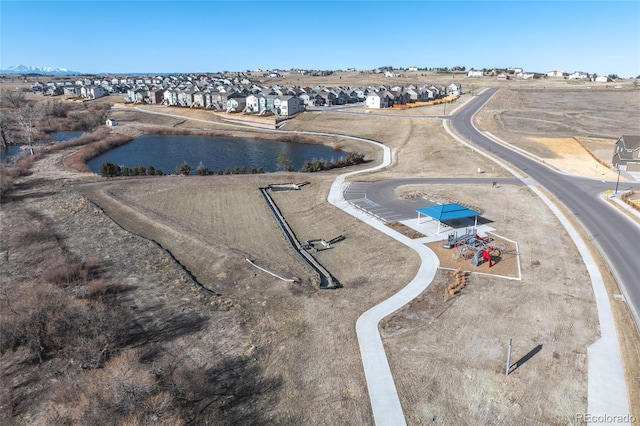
xmin=32 ymin=73 xmax=462 ymax=113
xmin=467 ymin=69 xmax=611 ymax=81
xmin=150 ymin=82 xmax=462 ymax=112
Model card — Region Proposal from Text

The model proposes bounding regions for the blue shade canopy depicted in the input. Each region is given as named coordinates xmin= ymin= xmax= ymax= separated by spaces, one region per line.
xmin=416 ymin=203 xmax=480 ymax=221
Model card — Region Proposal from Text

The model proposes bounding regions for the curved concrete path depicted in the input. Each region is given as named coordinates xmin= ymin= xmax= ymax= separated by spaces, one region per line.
xmin=326 ymin=140 xmax=439 ymax=426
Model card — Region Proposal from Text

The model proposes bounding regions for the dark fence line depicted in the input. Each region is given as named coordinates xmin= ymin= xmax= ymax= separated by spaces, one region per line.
xmin=259 ymin=187 xmax=339 ymax=289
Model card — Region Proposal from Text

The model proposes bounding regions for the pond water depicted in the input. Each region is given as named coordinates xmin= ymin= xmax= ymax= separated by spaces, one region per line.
xmin=1 ymin=131 xmax=87 ymax=162
xmin=86 ymin=134 xmax=346 ymax=174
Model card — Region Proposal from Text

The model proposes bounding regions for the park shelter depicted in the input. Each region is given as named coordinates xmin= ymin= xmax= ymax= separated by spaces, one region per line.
xmin=416 ymin=203 xmax=481 ymax=234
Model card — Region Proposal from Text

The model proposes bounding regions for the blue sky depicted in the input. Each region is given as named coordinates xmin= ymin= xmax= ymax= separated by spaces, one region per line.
xmin=1 ymin=1 xmax=639 ymax=77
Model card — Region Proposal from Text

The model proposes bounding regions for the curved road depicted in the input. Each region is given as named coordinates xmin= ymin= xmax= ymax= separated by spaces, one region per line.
xmin=451 ymin=88 xmax=640 ymax=327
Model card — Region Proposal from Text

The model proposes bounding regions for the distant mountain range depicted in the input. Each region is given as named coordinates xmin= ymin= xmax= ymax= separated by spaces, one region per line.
xmin=0 ymin=64 xmax=82 ymax=75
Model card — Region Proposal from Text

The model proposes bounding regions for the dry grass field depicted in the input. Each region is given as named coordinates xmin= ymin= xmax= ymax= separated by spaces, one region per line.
xmin=1 ymin=75 xmax=639 ymax=424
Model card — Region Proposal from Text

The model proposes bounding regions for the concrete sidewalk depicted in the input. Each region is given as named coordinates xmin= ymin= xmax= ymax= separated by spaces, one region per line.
xmin=328 ymin=139 xmax=442 ymax=426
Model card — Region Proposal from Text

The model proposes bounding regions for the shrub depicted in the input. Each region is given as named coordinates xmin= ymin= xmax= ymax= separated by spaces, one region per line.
xmin=42 ymin=255 xmax=85 ymax=286
xmin=174 ymin=162 xmax=191 ymax=175
xmin=62 ymin=132 xmax=133 ymax=173
xmin=100 ymin=162 xmax=121 ymax=177
xmin=299 ymin=151 xmax=366 ymax=173
xmin=276 ymin=152 xmax=293 ymax=172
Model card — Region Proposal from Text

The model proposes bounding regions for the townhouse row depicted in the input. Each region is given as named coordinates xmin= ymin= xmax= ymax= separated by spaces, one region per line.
xmin=32 ymin=75 xmax=462 ymax=113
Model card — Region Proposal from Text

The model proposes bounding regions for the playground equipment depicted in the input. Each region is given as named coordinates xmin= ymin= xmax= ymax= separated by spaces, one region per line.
xmin=446 ymin=230 xmax=506 ymax=268
xmin=443 ymin=229 xmax=474 ymax=249
xmin=471 ymin=248 xmax=492 ymax=267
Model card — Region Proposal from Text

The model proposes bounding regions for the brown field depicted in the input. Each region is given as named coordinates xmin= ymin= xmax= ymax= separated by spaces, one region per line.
xmin=1 ymin=76 xmax=639 ymax=424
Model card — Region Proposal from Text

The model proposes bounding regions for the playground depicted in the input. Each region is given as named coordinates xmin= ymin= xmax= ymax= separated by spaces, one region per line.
xmin=427 ymin=232 xmax=520 ymax=279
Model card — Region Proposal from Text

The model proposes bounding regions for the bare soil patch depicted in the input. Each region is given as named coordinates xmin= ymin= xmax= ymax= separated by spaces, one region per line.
xmin=474 ymin=88 xmax=640 ymax=181
xmin=386 ymin=221 xmax=426 ymax=239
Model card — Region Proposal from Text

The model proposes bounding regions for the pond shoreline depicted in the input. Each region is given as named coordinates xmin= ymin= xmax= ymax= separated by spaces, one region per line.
xmin=85 ymin=132 xmax=348 ymax=176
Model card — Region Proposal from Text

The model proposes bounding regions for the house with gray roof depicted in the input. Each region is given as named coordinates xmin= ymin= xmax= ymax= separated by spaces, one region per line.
xmin=612 ymin=135 xmax=640 ymax=172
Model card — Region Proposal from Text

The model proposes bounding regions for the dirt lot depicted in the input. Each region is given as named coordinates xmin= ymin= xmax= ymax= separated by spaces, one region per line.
xmin=2 ymin=80 xmax=639 ymax=424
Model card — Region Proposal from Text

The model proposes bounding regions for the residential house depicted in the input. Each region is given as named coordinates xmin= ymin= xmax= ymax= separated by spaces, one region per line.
xmin=389 ymin=89 xmax=407 ymax=105
xmin=148 ymin=89 xmax=164 ymax=104
xmin=568 ymin=71 xmax=589 ymax=80
xmin=595 ymin=75 xmax=611 ymax=83
xmin=274 ymin=96 xmax=303 ymax=116
xmin=128 ymin=88 xmax=147 ymax=103
xmin=405 ymin=87 xmax=420 ymax=102
xmin=467 ymin=70 xmax=484 ymax=77
xmin=177 ymin=90 xmax=195 ymax=107
xmin=334 ymin=89 xmax=351 ymax=105
xmin=81 ymin=86 xmax=106 ymax=99
xmin=163 ymin=89 xmax=178 ymax=105
xmin=366 ymin=91 xmax=390 ymax=109
xmin=547 ymin=70 xmax=566 ymax=77
xmin=612 ymin=135 xmax=640 ymax=172
xmin=45 ymin=86 xmax=64 ymax=96
xmin=314 ymin=91 xmax=336 ymax=106
xmin=244 ymin=94 xmax=260 ymax=113
xmin=259 ymin=94 xmax=279 ymax=113
xmin=350 ymin=88 xmax=366 ymax=102
xmin=447 ymin=83 xmax=462 ymax=96
xmin=225 ymin=96 xmax=247 ymax=112
xmin=420 ymin=87 xmax=435 ymax=101
xmin=193 ymin=92 xmax=206 ymax=108
xmin=63 ymin=86 xmax=79 ymax=96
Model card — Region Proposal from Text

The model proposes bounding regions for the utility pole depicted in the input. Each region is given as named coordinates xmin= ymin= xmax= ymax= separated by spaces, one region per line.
xmin=506 ymin=338 xmax=512 ymax=376
xmin=615 ymin=167 xmax=621 ymax=195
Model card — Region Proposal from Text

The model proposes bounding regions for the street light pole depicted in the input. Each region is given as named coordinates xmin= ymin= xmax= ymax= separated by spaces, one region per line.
xmin=615 ymin=168 xmax=621 ymax=195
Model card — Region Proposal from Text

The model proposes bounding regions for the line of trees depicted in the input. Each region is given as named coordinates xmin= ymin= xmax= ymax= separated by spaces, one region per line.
xmin=99 ymin=151 xmax=366 ymax=178
xmin=299 ymin=151 xmax=366 ymax=172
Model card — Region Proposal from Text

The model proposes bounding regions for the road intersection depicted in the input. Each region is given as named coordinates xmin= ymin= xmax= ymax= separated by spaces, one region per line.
xmin=328 ymin=88 xmax=638 ymax=424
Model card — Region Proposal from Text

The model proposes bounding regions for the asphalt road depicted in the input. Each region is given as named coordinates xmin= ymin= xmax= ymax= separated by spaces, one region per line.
xmin=451 ymin=88 xmax=640 ymax=327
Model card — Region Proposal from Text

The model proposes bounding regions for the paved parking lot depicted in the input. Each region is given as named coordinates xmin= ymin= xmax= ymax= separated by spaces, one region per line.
xmin=343 ymin=177 xmax=522 ymax=223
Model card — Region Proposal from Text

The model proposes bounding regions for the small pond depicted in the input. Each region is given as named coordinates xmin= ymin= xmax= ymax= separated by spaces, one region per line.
xmin=86 ymin=134 xmax=347 ymax=174
xmin=1 ymin=131 xmax=87 ymax=162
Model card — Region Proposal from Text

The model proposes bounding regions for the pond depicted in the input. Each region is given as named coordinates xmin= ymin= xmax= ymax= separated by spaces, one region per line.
xmin=86 ymin=134 xmax=347 ymax=174
xmin=1 ymin=131 xmax=87 ymax=162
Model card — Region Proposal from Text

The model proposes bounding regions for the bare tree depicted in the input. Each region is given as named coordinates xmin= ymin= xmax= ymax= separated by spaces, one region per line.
xmin=0 ymin=112 xmax=14 ymax=147
xmin=1 ymin=90 xmax=26 ymax=109
xmin=13 ymin=104 xmax=42 ymax=143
